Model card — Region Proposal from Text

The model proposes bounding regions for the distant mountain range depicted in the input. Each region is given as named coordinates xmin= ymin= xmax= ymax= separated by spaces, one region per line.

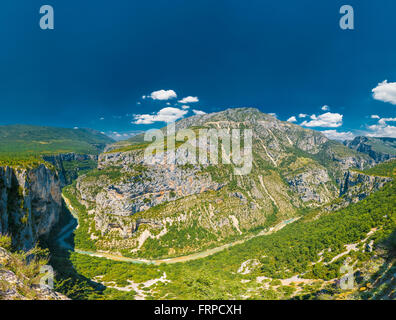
xmin=345 ymin=136 xmax=396 ymax=163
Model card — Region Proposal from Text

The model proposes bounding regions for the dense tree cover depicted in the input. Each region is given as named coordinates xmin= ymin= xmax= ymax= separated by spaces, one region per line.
xmin=0 ymin=154 xmax=48 ymax=168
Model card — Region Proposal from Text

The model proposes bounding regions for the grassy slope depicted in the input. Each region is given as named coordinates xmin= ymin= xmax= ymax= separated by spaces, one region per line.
xmin=0 ymin=125 xmax=113 ymax=167
xmin=0 ymin=125 xmax=113 ymax=156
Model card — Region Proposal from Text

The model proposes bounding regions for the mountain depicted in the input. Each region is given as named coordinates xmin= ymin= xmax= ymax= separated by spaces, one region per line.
xmin=65 ymin=108 xmax=375 ymax=259
xmin=1 ymin=108 xmax=394 ymax=300
xmin=345 ymin=136 xmax=396 ymax=163
xmin=0 ymin=125 xmax=114 ymax=156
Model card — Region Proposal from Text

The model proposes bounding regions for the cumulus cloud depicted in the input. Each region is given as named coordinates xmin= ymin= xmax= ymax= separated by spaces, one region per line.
xmin=301 ymin=112 xmax=343 ymax=128
xmin=287 ymin=116 xmax=297 ymax=123
xmin=372 ymin=80 xmax=396 ymax=105
xmin=321 ymin=105 xmax=330 ymax=111
xmin=321 ymin=130 xmax=355 ymax=141
xmin=378 ymin=117 xmax=396 ymax=125
xmin=100 ymin=117 xmax=104 ymax=120
xmin=133 ymin=107 xmax=187 ymax=124
xmin=366 ymin=117 xmax=396 ymax=138
xmin=370 ymin=115 xmax=380 ymax=119
xmin=179 ymin=96 xmax=199 ymax=104
xmin=181 ymin=105 xmax=190 ymax=109
xmin=149 ymin=89 xmax=177 ymax=101
xmin=192 ymin=109 xmax=206 ymax=115
xmin=298 ymin=113 xmax=308 ymax=118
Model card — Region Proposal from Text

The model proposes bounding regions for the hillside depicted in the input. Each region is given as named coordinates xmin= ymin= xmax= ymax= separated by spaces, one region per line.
xmin=53 ymin=160 xmax=396 ymax=300
xmin=0 ymin=125 xmax=114 ymax=157
xmin=65 ymin=108 xmax=375 ymax=259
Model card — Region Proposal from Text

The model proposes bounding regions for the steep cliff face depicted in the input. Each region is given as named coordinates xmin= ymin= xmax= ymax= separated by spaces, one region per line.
xmin=340 ymin=170 xmax=392 ymax=200
xmin=0 ymin=164 xmax=62 ymax=251
xmin=324 ymin=170 xmax=392 ymax=212
xmin=43 ymin=153 xmax=98 ymax=186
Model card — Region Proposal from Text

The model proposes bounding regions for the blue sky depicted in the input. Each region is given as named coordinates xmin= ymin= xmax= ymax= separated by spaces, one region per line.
xmin=0 ymin=0 xmax=395 ymax=140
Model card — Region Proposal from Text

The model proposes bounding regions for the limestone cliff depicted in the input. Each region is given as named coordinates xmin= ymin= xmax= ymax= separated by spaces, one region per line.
xmin=43 ymin=153 xmax=98 ymax=186
xmin=324 ymin=170 xmax=392 ymax=212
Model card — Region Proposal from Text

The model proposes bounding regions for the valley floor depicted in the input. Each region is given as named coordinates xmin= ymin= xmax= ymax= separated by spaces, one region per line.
xmin=60 ymin=193 xmax=299 ymax=265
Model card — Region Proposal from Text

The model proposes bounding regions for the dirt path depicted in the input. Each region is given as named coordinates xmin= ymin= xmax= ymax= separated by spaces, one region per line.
xmin=60 ymin=194 xmax=299 ymax=265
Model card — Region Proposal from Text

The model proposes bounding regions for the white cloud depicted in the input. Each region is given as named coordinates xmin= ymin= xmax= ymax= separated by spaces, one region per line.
xmin=181 ymin=105 xmax=190 ymax=109
xmin=367 ymin=124 xmax=396 ymax=138
xmin=378 ymin=117 xmax=396 ymax=125
xmin=149 ymin=89 xmax=177 ymax=101
xmin=133 ymin=107 xmax=188 ymax=124
xmin=321 ymin=105 xmax=330 ymax=111
xmin=287 ymin=116 xmax=297 ymax=123
xmin=105 ymin=130 xmax=144 ymax=140
xmin=298 ymin=113 xmax=308 ymax=118
xmin=366 ymin=117 xmax=396 ymax=138
xmin=301 ymin=112 xmax=343 ymax=128
xmin=370 ymin=115 xmax=380 ymax=119
xmin=372 ymin=80 xmax=396 ymax=105
xmin=179 ymin=96 xmax=199 ymax=104
xmin=321 ymin=130 xmax=355 ymax=141
xmin=100 ymin=117 xmax=104 ymax=120
xmin=192 ymin=109 xmax=206 ymax=115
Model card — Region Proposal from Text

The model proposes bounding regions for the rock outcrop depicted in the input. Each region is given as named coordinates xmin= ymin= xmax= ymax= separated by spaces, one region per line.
xmin=0 ymin=247 xmax=68 ymax=300
xmin=43 ymin=153 xmax=98 ymax=186
xmin=340 ymin=170 xmax=392 ymax=200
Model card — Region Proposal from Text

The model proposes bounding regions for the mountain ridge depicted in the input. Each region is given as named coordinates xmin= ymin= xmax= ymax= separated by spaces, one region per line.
xmin=67 ymin=108 xmax=376 ymax=259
